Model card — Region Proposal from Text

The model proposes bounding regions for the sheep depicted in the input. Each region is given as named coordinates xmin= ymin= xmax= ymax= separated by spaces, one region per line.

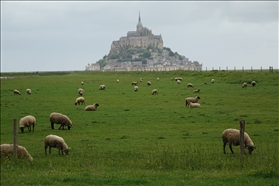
xmin=242 ymin=82 xmax=247 ymax=88
xmin=222 ymin=128 xmax=255 ymax=154
xmin=189 ymin=101 xmax=201 ymax=108
xmin=177 ymin=80 xmax=181 ymax=84
xmin=185 ymin=96 xmax=200 ymax=107
xmin=0 ymin=144 xmax=33 ymax=161
xmin=116 ymin=79 xmax=119 ymax=83
xmin=81 ymin=81 xmax=84 ymax=85
xmin=151 ymin=89 xmax=158 ymax=95
xmin=211 ymin=79 xmax=215 ymax=84
xmin=75 ymin=97 xmax=85 ymax=105
xmin=44 ymin=134 xmax=70 ymax=155
xmin=49 ymin=112 xmax=72 ymax=130
xmin=132 ymin=81 xmax=138 ymax=86
xmin=78 ymin=88 xmax=84 ymax=96
xmin=251 ymin=81 xmax=256 ymax=87
xmin=19 ymin=115 xmax=36 ymax=133
xmin=157 ymin=78 xmax=160 ymax=81
xmin=26 ymin=88 xmax=32 ymax=95
xmin=13 ymin=89 xmax=21 ymax=95
xmin=134 ymin=86 xmax=139 ymax=92
xmin=85 ymin=103 xmax=99 ymax=111
xmin=175 ymin=77 xmax=183 ymax=81
xmin=99 ymin=85 xmax=106 ymax=90
xmin=187 ymin=83 xmax=194 ymax=88
xmin=193 ymin=89 xmax=200 ymax=93
xmin=147 ymin=81 xmax=151 ymax=86
xmin=140 ymin=78 xmax=143 ymax=82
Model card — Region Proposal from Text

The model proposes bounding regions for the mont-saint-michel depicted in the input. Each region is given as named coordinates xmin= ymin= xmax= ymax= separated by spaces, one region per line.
xmin=85 ymin=13 xmax=202 ymax=71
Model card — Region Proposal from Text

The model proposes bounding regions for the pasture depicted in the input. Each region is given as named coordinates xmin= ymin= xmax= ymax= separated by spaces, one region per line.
xmin=0 ymin=70 xmax=278 ymax=185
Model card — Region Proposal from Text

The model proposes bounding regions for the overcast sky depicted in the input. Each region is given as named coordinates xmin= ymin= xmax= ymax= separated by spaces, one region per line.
xmin=1 ymin=1 xmax=278 ymax=72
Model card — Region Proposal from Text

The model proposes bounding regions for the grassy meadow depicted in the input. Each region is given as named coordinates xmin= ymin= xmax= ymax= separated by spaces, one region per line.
xmin=0 ymin=70 xmax=278 ymax=185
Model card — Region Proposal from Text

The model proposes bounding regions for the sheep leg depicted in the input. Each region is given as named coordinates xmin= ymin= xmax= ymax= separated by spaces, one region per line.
xmin=49 ymin=147 xmax=51 ymax=155
xmin=51 ymin=122 xmax=54 ymax=129
xmin=27 ymin=126 xmax=31 ymax=132
xmin=223 ymin=143 xmax=226 ymax=154
xmin=229 ymin=144 xmax=234 ymax=154
xmin=32 ymin=124 xmax=34 ymax=132
xmin=58 ymin=124 xmax=64 ymax=130
xmin=45 ymin=147 xmax=47 ymax=155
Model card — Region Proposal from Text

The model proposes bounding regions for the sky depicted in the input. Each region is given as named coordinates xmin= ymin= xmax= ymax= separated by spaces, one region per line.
xmin=1 ymin=1 xmax=278 ymax=72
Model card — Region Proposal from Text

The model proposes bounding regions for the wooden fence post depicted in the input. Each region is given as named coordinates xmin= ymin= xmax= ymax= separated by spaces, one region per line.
xmin=240 ymin=120 xmax=245 ymax=166
xmin=13 ymin=118 xmax=18 ymax=158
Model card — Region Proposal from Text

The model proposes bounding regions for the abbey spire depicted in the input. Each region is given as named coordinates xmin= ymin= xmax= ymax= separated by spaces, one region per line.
xmin=137 ymin=11 xmax=143 ymax=29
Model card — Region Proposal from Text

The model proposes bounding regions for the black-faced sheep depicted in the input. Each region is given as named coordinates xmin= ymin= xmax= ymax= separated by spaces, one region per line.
xmin=185 ymin=96 xmax=200 ymax=107
xmin=85 ymin=103 xmax=99 ymax=111
xmin=49 ymin=112 xmax=72 ymax=130
xmin=0 ymin=144 xmax=33 ymax=161
xmin=251 ymin=81 xmax=256 ymax=87
xmin=13 ymin=89 xmax=21 ymax=95
xmin=132 ymin=81 xmax=138 ymax=86
xmin=177 ymin=80 xmax=181 ymax=84
xmin=222 ymin=128 xmax=255 ymax=154
xmin=189 ymin=101 xmax=201 ymax=108
xmin=19 ymin=115 xmax=36 ymax=133
xmin=147 ymin=81 xmax=151 ymax=86
xmin=75 ymin=97 xmax=85 ymax=105
xmin=134 ymin=86 xmax=139 ymax=92
xmin=193 ymin=89 xmax=200 ymax=93
xmin=242 ymin=82 xmax=247 ymax=88
xmin=26 ymin=88 xmax=32 ymax=95
xmin=99 ymin=85 xmax=106 ymax=90
xmin=44 ymin=134 xmax=70 ymax=155
xmin=151 ymin=89 xmax=158 ymax=95
xmin=187 ymin=83 xmax=194 ymax=88
xmin=78 ymin=88 xmax=84 ymax=96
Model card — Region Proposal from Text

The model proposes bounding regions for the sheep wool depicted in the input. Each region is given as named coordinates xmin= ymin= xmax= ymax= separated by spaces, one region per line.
xmin=26 ymin=88 xmax=32 ymax=95
xmin=132 ymin=81 xmax=138 ymax=86
xmin=19 ymin=115 xmax=36 ymax=133
xmin=185 ymin=96 xmax=200 ymax=107
xmin=211 ymin=79 xmax=215 ymax=84
xmin=189 ymin=102 xmax=201 ymax=108
xmin=187 ymin=83 xmax=194 ymax=88
xmin=13 ymin=89 xmax=21 ymax=95
xmin=222 ymin=128 xmax=255 ymax=154
xmin=44 ymin=134 xmax=70 ymax=155
xmin=85 ymin=103 xmax=99 ymax=111
xmin=134 ymin=86 xmax=139 ymax=92
xmin=242 ymin=82 xmax=247 ymax=88
xmin=75 ymin=97 xmax=85 ymax=105
xmin=251 ymin=81 xmax=256 ymax=87
xmin=49 ymin=112 xmax=72 ymax=130
xmin=0 ymin=144 xmax=33 ymax=161
xmin=99 ymin=85 xmax=106 ymax=90
xmin=147 ymin=81 xmax=152 ymax=86
xmin=151 ymin=89 xmax=158 ymax=95
xmin=193 ymin=89 xmax=200 ymax=93
xmin=78 ymin=88 xmax=84 ymax=96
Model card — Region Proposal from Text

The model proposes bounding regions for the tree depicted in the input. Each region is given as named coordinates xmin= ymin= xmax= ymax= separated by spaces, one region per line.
xmin=96 ymin=59 xmax=106 ymax=69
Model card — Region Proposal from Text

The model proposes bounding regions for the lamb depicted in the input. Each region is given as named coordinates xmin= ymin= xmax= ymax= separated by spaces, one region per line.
xmin=75 ymin=97 xmax=85 ymax=105
xmin=49 ymin=112 xmax=72 ymax=130
xmin=44 ymin=134 xmax=70 ymax=155
xmin=13 ymin=89 xmax=21 ymax=95
xmin=187 ymin=83 xmax=194 ymax=88
xmin=85 ymin=103 xmax=99 ymax=111
xmin=99 ymin=85 xmax=106 ymax=90
xmin=193 ymin=89 xmax=200 ymax=93
xmin=185 ymin=96 xmax=200 ymax=107
xmin=147 ymin=81 xmax=151 ymax=86
xmin=151 ymin=89 xmax=158 ymax=95
xmin=132 ymin=81 xmax=138 ymax=86
xmin=242 ymin=82 xmax=247 ymax=88
xmin=78 ymin=88 xmax=84 ymax=95
xmin=251 ymin=81 xmax=256 ymax=87
xmin=26 ymin=88 xmax=32 ymax=95
xmin=0 ymin=144 xmax=33 ymax=161
xmin=134 ymin=86 xmax=139 ymax=92
xmin=19 ymin=115 xmax=36 ymax=133
xmin=211 ymin=79 xmax=215 ymax=84
xmin=189 ymin=101 xmax=201 ymax=108
xmin=222 ymin=128 xmax=255 ymax=154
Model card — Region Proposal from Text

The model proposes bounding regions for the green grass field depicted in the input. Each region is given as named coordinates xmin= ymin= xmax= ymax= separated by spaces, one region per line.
xmin=1 ymin=70 xmax=278 ymax=185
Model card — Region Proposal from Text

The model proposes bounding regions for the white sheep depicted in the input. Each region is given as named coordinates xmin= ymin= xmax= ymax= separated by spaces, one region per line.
xmin=85 ymin=103 xmax=99 ymax=111
xmin=99 ymin=85 xmax=106 ymax=90
xmin=242 ymin=82 xmax=247 ymax=88
xmin=132 ymin=81 xmax=138 ymax=86
xmin=134 ymin=86 xmax=139 ymax=92
xmin=44 ymin=134 xmax=70 ymax=155
xmin=147 ymin=81 xmax=151 ymax=86
xmin=222 ymin=128 xmax=255 ymax=154
xmin=26 ymin=88 xmax=32 ymax=95
xmin=140 ymin=78 xmax=143 ymax=82
xmin=211 ymin=79 xmax=215 ymax=84
xmin=19 ymin=115 xmax=36 ymax=133
xmin=0 ymin=144 xmax=33 ymax=161
xmin=78 ymin=88 xmax=84 ymax=96
xmin=151 ymin=89 xmax=158 ymax=95
xmin=157 ymin=78 xmax=160 ymax=81
xmin=49 ymin=112 xmax=72 ymax=130
xmin=13 ymin=89 xmax=21 ymax=95
xmin=75 ymin=97 xmax=85 ymax=105
xmin=187 ymin=83 xmax=194 ymax=88
xmin=81 ymin=81 xmax=84 ymax=85
xmin=177 ymin=80 xmax=181 ymax=84
xmin=116 ymin=79 xmax=119 ymax=83
xmin=189 ymin=101 xmax=201 ymax=108
xmin=193 ymin=89 xmax=200 ymax=93
xmin=185 ymin=96 xmax=200 ymax=107
xmin=251 ymin=81 xmax=256 ymax=87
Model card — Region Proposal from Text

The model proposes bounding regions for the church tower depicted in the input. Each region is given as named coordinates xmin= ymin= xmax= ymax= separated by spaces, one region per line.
xmin=136 ymin=11 xmax=143 ymax=30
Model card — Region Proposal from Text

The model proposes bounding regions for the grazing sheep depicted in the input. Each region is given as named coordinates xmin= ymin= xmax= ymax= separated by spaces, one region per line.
xmin=99 ymin=85 xmax=106 ymax=90
xmin=0 ymin=144 xmax=33 ymax=161
xmin=26 ymin=88 xmax=32 ymax=95
xmin=81 ymin=81 xmax=84 ymax=85
xmin=132 ymin=81 xmax=138 ymax=86
xmin=187 ymin=83 xmax=194 ymax=88
xmin=151 ymin=89 xmax=158 ymax=95
xmin=13 ymin=89 xmax=21 ymax=95
xmin=134 ymin=86 xmax=139 ymax=92
xmin=116 ymin=79 xmax=119 ymax=83
xmin=78 ymin=88 xmax=84 ymax=96
xmin=44 ymin=134 xmax=70 ymax=155
xmin=222 ymin=128 xmax=255 ymax=154
xmin=49 ymin=112 xmax=72 ymax=130
xmin=175 ymin=77 xmax=183 ymax=81
xmin=189 ymin=101 xmax=201 ymax=108
xmin=140 ymin=78 xmax=143 ymax=82
xmin=177 ymin=80 xmax=181 ymax=84
xmin=211 ymin=79 xmax=215 ymax=84
xmin=157 ymin=78 xmax=160 ymax=81
xmin=75 ymin=97 xmax=85 ymax=105
xmin=19 ymin=115 xmax=36 ymax=133
xmin=185 ymin=96 xmax=200 ymax=107
xmin=251 ymin=81 xmax=256 ymax=87
xmin=242 ymin=82 xmax=247 ymax=88
xmin=85 ymin=103 xmax=99 ymax=111
xmin=147 ymin=81 xmax=151 ymax=86
xmin=193 ymin=89 xmax=200 ymax=93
